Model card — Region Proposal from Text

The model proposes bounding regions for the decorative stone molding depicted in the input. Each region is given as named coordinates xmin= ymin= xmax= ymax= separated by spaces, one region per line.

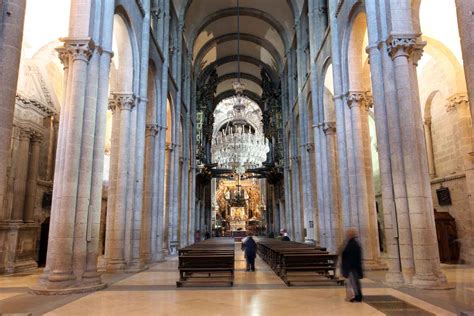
xmin=386 ymin=35 xmax=417 ymax=59
xmin=16 ymin=94 xmax=54 ymax=117
xmin=446 ymin=93 xmax=469 ymax=113
xmin=146 ymin=124 xmax=159 ymax=136
xmin=346 ymin=91 xmax=366 ymax=109
xmin=323 ymin=122 xmax=336 ymax=135
xmin=62 ymin=38 xmax=95 ymax=62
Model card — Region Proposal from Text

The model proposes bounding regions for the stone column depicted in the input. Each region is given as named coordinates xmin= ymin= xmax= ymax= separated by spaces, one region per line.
xmin=363 ymin=0 xmax=405 ymax=281
xmin=423 ymin=117 xmax=436 ymax=178
xmin=347 ymin=92 xmax=381 ymax=268
xmin=142 ymin=123 xmax=158 ymax=262
xmin=323 ymin=122 xmax=342 ymax=249
xmin=455 ymin=0 xmax=474 ymax=123
xmin=46 ymin=116 xmax=59 ymax=181
xmin=23 ymin=132 xmax=43 ymax=222
xmin=387 ymin=35 xmax=447 ymax=288
xmin=0 ymin=0 xmax=27 ymax=219
xmin=447 ymin=93 xmax=474 ymax=263
xmin=35 ymin=38 xmax=96 ymax=292
xmin=11 ymin=129 xmax=31 ymax=222
xmin=105 ymin=93 xmax=135 ymax=271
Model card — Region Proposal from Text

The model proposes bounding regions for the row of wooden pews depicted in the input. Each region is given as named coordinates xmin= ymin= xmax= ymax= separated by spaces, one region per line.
xmin=176 ymin=238 xmax=235 ymax=287
xmin=257 ymin=238 xmax=344 ymax=286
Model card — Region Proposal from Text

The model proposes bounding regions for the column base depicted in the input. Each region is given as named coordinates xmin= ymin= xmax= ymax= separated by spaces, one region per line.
xmin=126 ymin=260 xmax=148 ymax=273
xmin=409 ymin=272 xmax=453 ymax=289
xmin=384 ymin=271 xmax=405 ymax=287
xmin=30 ymin=282 xmax=107 ymax=295
xmin=363 ymin=258 xmax=388 ymax=271
xmin=105 ymin=258 xmax=128 ymax=272
xmin=153 ymin=251 xmax=165 ymax=262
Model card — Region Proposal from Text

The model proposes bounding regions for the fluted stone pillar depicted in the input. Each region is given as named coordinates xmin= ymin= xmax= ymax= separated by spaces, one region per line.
xmin=387 ymin=35 xmax=447 ymax=288
xmin=11 ymin=129 xmax=31 ymax=222
xmin=152 ymin=126 xmax=165 ymax=261
xmin=24 ymin=133 xmax=43 ymax=223
xmin=347 ymin=92 xmax=381 ymax=268
xmin=105 ymin=93 xmax=135 ymax=271
xmin=0 ymin=0 xmax=27 ymax=220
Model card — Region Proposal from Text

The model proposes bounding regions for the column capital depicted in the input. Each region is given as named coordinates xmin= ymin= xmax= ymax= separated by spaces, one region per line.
xmin=293 ymin=17 xmax=301 ymax=29
xmin=19 ymin=129 xmax=32 ymax=141
xmin=412 ymin=41 xmax=426 ymax=66
xmin=446 ymin=93 xmax=469 ymax=112
xmin=30 ymin=131 xmax=44 ymax=143
xmin=111 ymin=93 xmax=136 ymax=111
xmin=364 ymin=92 xmax=374 ymax=111
xmin=323 ymin=121 xmax=336 ymax=135
xmin=146 ymin=123 xmax=159 ymax=136
xmin=386 ymin=34 xmax=417 ymax=60
xmin=55 ymin=47 xmax=70 ymax=70
xmin=423 ymin=117 xmax=432 ymax=125
xmin=304 ymin=143 xmax=314 ymax=153
xmin=107 ymin=98 xmax=118 ymax=113
xmin=346 ymin=91 xmax=366 ymax=108
xmin=61 ymin=38 xmax=95 ymax=62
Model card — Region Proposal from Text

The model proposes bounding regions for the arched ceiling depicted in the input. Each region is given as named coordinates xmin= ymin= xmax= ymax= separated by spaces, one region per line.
xmin=176 ymin=0 xmax=298 ymax=101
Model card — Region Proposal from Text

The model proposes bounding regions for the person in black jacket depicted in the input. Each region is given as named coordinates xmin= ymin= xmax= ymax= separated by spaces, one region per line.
xmin=340 ymin=228 xmax=364 ymax=302
xmin=242 ymin=234 xmax=257 ymax=271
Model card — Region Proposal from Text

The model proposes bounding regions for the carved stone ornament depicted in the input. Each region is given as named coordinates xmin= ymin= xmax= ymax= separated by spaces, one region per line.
xmin=323 ymin=122 xmax=336 ymax=135
xmin=304 ymin=143 xmax=315 ymax=152
xmin=62 ymin=38 xmax=95 ymax=62
xmin=146 ymin=124 xmax=160 ymax=136
xmin=386 ymin=35 xmax=417 ymax=59
xmin=346 ymin=91 xmax=366 ymax=109
xmin=107 ymin=98 xmax=118 ymax=113
xmin=19 ymin=129 xmax=32 ymax=140
xmin=55 ymin=47 xmax=70 ymax=69
xmin=446 ymin=93 xmax=469 ymax=113
xmin=113 ymin=93 xmax=136 ymax=111
xmin=30 ymin=131 xmax=44 ymax=143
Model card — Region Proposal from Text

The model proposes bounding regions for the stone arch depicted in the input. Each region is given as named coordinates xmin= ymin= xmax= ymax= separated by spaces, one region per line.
xmin=110 ymin=9 xmax=137 ymax=94
xmin=346 ymin=10 xmax=370 ymax=92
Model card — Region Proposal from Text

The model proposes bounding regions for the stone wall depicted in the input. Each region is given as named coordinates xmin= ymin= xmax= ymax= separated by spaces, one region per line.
xmin=431 ymin=175 xmax=473 ymax=264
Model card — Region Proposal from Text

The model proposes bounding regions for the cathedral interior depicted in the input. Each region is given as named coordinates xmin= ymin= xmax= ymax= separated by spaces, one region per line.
xmin=0 ymin=0 xmax=473 ymax=315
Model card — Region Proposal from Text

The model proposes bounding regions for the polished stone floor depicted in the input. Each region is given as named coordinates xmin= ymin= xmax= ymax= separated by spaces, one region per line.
xmin=0 ymin=244 xmax=473 ymax=315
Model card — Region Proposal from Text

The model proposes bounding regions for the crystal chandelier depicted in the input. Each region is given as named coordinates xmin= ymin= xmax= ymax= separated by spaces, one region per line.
xmin=211 ymin=0 xmax=269 ymax=175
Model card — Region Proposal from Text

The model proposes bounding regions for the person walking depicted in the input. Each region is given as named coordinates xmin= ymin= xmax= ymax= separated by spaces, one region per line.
xmin=242 ymin=234 xmax=257 ymax=271
xmin=340 ymin=228 xmax=364 ymax=302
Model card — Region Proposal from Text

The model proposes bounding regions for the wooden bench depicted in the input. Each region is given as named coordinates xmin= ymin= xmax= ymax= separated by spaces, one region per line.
xmin=176 ymin=238 xmax=235 ymax=287
xmin=256 ymin=238 xmax=343 ymax=286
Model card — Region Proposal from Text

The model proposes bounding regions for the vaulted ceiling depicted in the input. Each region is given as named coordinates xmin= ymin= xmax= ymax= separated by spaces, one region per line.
xmin=174 ymin=0 xmax=303 ymax=100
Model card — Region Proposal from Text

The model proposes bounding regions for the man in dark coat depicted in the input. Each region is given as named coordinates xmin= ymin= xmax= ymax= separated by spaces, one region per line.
xmin=242 ymin=235 xmax=257 ymax=271
xmin=340 ymin=228 xmax=363 ymax=302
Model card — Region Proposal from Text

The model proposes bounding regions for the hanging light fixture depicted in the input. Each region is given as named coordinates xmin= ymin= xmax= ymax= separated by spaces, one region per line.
xmin=211 ymin=0 xmax=270 ymax=176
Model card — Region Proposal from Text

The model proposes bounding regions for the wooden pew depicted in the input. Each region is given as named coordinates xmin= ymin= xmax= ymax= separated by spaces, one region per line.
xmin=256 ymin=238 xmax=343 ymax=286
xmin=176 ymin=238 xmax=235 ymax=287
